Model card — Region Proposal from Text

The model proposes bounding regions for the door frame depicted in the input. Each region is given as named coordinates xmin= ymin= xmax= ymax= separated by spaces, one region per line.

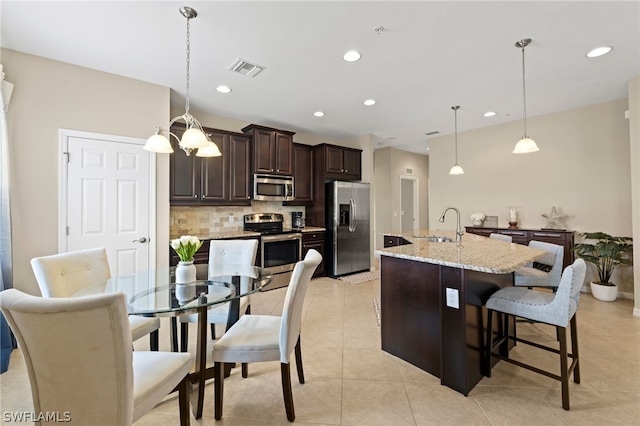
xmin=399 ymin=175 xmax=419 ymax=233
xmin=57 ymin=129 xmax=157 ymax=268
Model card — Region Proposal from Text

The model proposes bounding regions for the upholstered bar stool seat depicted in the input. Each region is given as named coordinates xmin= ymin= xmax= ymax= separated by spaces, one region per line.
xmin=514 ymin=240 xmax=564 ymax=290
xmin=485 ymin=258 xmax=586 ymax=410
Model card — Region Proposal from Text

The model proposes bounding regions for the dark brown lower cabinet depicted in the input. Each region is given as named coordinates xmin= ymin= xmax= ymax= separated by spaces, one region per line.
xmin=302 ymin=231 xmax=325 ymax=278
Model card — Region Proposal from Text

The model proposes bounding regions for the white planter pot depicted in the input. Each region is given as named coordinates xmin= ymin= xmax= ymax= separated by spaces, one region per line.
xmin=590 ymin=281 xmax=618 ymax=302
xmin=175 ymin=260 xmax=197 ymax=284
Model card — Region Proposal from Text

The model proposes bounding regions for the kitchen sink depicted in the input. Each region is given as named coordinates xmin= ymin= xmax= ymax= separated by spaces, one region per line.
xmin=413 ymin=235 xmax=454 ymax=243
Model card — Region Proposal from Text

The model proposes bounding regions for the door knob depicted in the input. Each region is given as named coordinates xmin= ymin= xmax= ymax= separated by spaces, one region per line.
xmin=132 ymin=237 xmax=148 ymax=243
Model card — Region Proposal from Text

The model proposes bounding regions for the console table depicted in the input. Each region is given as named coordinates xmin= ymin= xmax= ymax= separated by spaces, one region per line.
xmin=465 ymin=226 xmax=575 ymax=269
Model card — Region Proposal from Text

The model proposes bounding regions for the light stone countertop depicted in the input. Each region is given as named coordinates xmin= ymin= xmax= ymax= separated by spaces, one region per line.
xmin=170 ymin=230 xmax=261 ymax=240
xmin=376 ymin=230 xmax=546 ymax=274
xmin=300 ymin=227 xmax=326 ymax=233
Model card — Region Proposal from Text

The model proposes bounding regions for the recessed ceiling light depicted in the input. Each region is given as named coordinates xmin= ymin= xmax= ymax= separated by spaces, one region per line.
xmin=363 ymin=99 xmax=376 ymax=106
xmin=586 ymin=46 xmax=612 ymax=58
xmin=484 ymin=111 xmax=496 ymax=117
xmin=313 ymin=111 xmax=325 ymax=117
xmin=216 ymin=85 xmax=231 ymax=93
xmin=343 ymin=50 xmax=361 ymax=62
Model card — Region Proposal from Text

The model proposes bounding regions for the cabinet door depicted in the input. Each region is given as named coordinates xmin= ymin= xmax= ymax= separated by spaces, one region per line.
xmin=253 ymin=128 xmax=275 ymax=173
xmin=303 ymin=232 xmax=325 ymax=277
xmin=289 ymin=143 xmax=312 ymax=204
xmin=201 ymin=132 xmax=228 ymax=203
xmin=274 ymin=132 xmax=293 ymax=175
xmin=342 ymin=149 xmax=361 ymax=179
xmin=228 ymin=134 xmax=252 ymax=204
xmin=325 ymin=146 xmax=344 ymax=174
xmin=169 ymin=126 xmax=200 ymax=204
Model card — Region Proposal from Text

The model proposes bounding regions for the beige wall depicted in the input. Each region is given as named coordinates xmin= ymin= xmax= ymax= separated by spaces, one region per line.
xmin=2 ymin=49 xmax=170 ymax=295
xmin=374 ymin=147 xmax=430 ymax=250
xmin=429 ymin=98 xmax=635 ymax=295
xmin=628 ymin=76 xmax=640 ymax=314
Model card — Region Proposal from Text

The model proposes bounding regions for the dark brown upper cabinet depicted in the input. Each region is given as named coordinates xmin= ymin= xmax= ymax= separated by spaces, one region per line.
xmin=284 ymin=143 xmax=313 ymax=206
xmin=242 ymin=124 xmax=295 ymax=176
xmin=169 ymin=124 xmax=251 ymax=206
xmin=314 ymin=144 xmax=362 ymax=181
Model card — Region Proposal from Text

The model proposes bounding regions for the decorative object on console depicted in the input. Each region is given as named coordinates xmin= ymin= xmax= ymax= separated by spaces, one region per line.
xmin=470 ymin=213 xmax=485 ymax=226
xmin=144 ymin=7 xmax=221 ymax=157
xmin=507 ymin=206 xmax=520 ymax=229
xmin=573 ymin=232 xmax=633 ymax=302
xmin=171 ymin=235 xmax=204 ymax=284
xmin=483 ymin=215 xmax=498 ymax=228
xmin=512 ymin=38 xmax=540 ymax=154
xmin=542 ymin=206 xmax=569 ymax=229
xmin=448 ymin=106 xmax=464 ymax=175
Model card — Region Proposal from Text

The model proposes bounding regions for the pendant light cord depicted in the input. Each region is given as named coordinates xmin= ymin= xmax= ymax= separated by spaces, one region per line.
xmin=185 ymin=16 xmax=191 ymax=115
xmin=521 ymin=45 xmax=528 ymax=137
xmin=454 ymin=107 xmax=459 ymax=163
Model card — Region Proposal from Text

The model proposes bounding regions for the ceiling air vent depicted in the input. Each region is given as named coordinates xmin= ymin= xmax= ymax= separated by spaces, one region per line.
xmin=229 ymin=58 xmax=265 ymax=77
xmin=425 ymin=131 xmax=440 ymax=136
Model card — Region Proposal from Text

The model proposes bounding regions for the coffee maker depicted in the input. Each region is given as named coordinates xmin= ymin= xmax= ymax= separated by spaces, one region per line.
xmin=291 ymin=211 xmax=304 ymax=229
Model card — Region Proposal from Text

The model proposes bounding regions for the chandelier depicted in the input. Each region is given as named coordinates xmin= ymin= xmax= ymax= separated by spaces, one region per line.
xmin=512 ymin=38 xmax=540 ymax=154
xmin=144 ymin=6 xmax=221 ymax=157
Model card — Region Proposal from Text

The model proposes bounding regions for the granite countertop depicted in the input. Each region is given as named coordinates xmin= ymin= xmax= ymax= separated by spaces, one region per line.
xmin=170 ymin=230 xmax=261 ymax=240
xmin=299 ymin=227 xmax=326 ymax=233
xmin=376 ymin=230 xmax=546 ymax=274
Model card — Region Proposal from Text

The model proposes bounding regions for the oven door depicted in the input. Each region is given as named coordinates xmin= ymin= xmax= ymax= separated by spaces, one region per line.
xmin=260 ymin=233 xmax=302 ymax=290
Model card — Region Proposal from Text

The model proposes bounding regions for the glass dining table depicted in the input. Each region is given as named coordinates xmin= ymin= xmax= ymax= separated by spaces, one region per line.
xmin=72 ymin=263 xmax=273 ymax=419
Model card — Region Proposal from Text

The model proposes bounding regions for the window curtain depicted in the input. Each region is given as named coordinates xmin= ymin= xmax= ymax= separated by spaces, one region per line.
xmin=0 ymin=64 xmax=15 ymax=373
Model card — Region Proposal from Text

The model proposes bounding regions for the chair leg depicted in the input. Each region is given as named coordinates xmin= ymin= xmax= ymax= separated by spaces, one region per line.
xmin=280 ymin=363 xmax=295 ymax=422
xmin=180 ymin=322 xmax=189 ymax=353
xmin=242 ymin=363 xmax=248 ymax=378
xmin=558 ymin=325 xmax=570 ymax=410
xmin=178 ymin=375 xmax=191 ymax=426
xmin=170 ymin=317 xmax=178 ymax=352
xmin=214 ymin=362 xmax=224 ymax=420
xmin=295 ymin=337 xmax=304 ymax=384
xmin=485 ymin=308 xmax=494 ymax=377
xmin=570 ymin=315 xmax=580 ymax=384
xmin=149 ymin=330 xmax=159 ymax=351
xmin=210 ymin=323 xmax=216 ymax=340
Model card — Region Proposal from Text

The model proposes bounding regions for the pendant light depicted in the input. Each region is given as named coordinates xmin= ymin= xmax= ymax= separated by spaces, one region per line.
xmin=449 ymin=106 xmax=464 ymax=175
xmin=144 ymin=7 xmax=221 ymax=157
xmin=513 ymin=38 xmax=539 ymax=154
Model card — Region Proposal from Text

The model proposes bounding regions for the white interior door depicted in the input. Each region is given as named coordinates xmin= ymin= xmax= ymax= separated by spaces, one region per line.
xmin=59 ymin=130 xmax=155 ymax=275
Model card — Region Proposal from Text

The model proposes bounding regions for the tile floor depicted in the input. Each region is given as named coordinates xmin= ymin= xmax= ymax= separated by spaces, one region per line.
xmin=1 ymin=277 xmax=639 ymax=425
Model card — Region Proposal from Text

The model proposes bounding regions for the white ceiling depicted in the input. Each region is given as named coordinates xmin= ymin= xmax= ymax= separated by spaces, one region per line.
xmin=2 ymin=1 xmax=639 ymax=154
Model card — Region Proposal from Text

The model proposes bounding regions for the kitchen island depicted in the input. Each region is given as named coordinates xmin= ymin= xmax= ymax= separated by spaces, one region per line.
xmin=376 ymin=231 xmax=545 ymax=396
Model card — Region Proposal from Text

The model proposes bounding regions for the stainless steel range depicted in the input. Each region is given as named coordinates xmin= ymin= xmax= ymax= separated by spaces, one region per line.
xmin=244 ymin=213 xmax=302 ymax=290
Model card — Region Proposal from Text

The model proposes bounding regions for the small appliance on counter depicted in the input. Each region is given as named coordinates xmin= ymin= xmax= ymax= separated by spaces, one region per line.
xmin=291 ymin=211 xmax=305 ymax=229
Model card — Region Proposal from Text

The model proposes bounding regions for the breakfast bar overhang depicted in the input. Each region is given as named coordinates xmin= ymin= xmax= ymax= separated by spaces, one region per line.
xmin=376 ymin=231 xmax=545 ymax=396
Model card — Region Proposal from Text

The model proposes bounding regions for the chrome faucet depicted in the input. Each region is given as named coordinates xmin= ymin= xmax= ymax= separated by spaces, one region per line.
xmin=439 ymin=207 xmax=464 ymax=245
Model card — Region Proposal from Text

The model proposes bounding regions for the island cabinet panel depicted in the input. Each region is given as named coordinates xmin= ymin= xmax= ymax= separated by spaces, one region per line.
xmin=381 ymin=256 xmax=441 ymax=377
xmin=466 ymin=227 xmax=574 ymax=269
xmin=380 ymin=255 xmax=515 ymax=396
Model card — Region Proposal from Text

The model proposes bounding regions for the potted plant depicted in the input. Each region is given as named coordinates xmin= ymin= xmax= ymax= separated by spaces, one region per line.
xmin=573 ymin=232 xmax=633 ymax=301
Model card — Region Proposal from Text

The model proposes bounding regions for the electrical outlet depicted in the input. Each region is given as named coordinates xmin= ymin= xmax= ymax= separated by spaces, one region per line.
xmin=446 ymin=288 xmax=459 ymax=309
xmin=229 ymin=215 xmax=234 ymax=224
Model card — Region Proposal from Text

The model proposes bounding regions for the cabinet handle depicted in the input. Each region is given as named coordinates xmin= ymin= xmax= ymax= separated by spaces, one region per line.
xmin=194 ymin=195 xmax=197 ymax=198
xmin=341 ymin=169 xmax=344 ymax=172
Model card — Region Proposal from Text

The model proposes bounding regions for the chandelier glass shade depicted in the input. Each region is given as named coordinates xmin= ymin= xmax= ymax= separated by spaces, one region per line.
xmin=513 ymin=38 xmax=539 ymax=154
xmin=143 ymin=6 xmax=221 ymax=157
xmin=449 ymin=105 xmax=464 ymax=175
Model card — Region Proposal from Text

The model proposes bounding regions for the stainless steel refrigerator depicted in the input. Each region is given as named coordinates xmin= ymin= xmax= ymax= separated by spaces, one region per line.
xmin=326 ymin=181 xmax=370 ymax=277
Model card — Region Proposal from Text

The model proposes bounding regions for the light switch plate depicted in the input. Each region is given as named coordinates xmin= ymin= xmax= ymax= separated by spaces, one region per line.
xmin=446 ymin=288 xmax=459 ymax=309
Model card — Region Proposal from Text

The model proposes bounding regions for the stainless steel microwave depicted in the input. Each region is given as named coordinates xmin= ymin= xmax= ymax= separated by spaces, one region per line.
xmin=253 ymin=174 xmax=295 ymax=201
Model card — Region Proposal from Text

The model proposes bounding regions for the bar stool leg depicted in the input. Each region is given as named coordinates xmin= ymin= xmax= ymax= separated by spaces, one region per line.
xmin=570 ymin=315 xmax=580 ymax=384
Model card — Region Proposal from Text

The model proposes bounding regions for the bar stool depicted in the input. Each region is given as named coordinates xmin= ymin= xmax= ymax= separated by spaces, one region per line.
xmin=485 ymin=258 xmax=586 ymax=410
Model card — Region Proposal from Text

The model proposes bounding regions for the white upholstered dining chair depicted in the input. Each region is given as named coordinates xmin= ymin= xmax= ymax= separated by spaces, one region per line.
xmin=489 ymin=233 xmax=513 ymax=242
xmin=30 ymin=248 xmax=160 ymax=350
xmin=178 ymin=239 xmax=259 ymax=352
xmin=212 ymin=249 xmax=322 ymax=422
xmin=514 ymin=240 xmax=564 ymax=290
xmin=0 ymin=289 xmax=192 ymax=425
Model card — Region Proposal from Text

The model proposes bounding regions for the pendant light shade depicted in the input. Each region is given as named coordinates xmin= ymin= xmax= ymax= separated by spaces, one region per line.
xmin=513 ymin=38 xmax=539 ymax=154
xmin=144 ymin=7 xmax=221 ymax=157
xmin=449 ymin=105 xmax=464 ymax=175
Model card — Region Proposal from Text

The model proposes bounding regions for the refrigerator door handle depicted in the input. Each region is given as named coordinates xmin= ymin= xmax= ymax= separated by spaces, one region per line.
xmin=349 ymin=198 xmax=356 ymax=232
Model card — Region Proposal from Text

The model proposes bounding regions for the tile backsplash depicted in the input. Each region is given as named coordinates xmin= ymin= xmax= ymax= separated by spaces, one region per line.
xmin=170 ymin=202 xmax=306 ymax=236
